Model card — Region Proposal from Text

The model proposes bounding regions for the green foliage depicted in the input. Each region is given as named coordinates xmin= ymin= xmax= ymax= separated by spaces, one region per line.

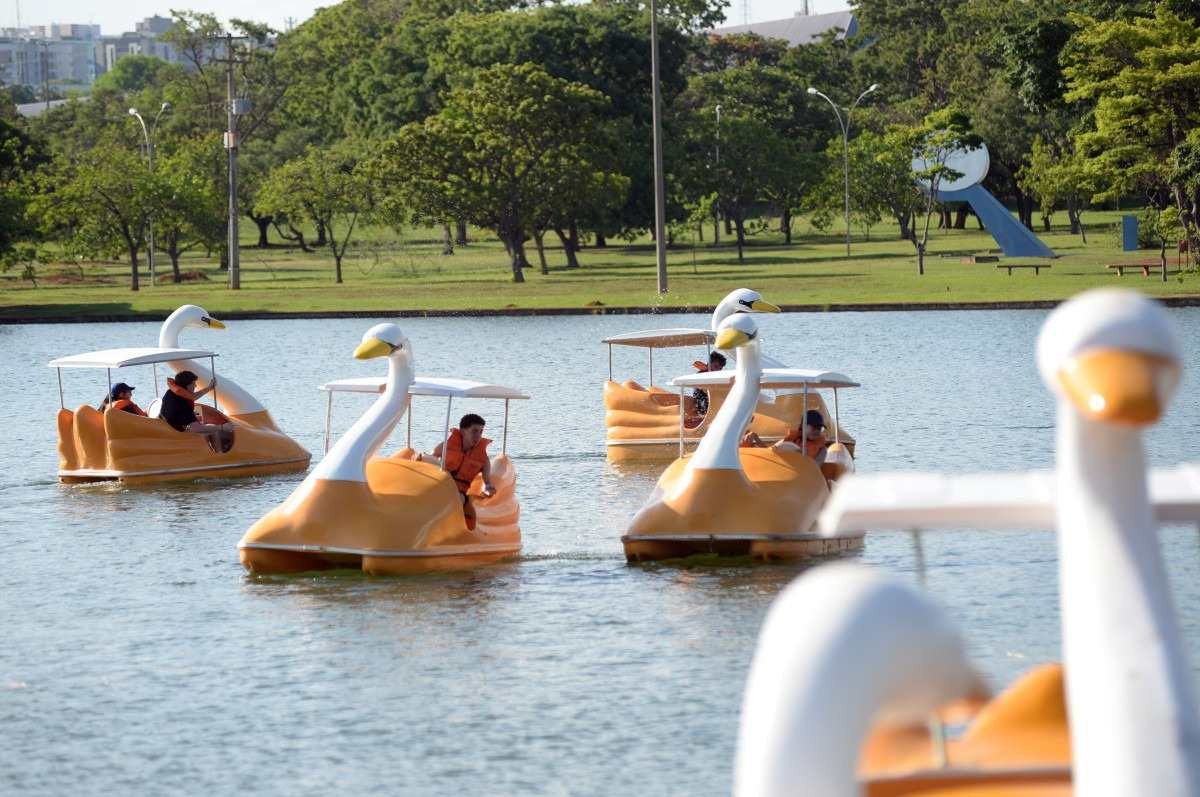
xmin=91 ymin=55 xmax=184 ymax=94
xmin=29 ymin=137 xmax=156 ymax=290
xmin=255 ymin=140 xmax=373 ymax=283
xmin=370 ymin=63 xmax=622 ymax=282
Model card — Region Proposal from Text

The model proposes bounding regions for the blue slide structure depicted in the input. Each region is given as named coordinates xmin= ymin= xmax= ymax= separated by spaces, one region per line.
xmin=936 ymin=183 xmax=1056 ymax=258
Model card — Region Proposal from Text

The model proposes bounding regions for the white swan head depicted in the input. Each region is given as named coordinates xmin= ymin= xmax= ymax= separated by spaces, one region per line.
xmin=713 ymin=288 xmax=781 ymax=329
xmin=353 ymin=322 xmax=411 ymax=362
xmin=715 ymin=312 xmax=760 ymax=351
xmin=736 ymin=564 xmax=987 ymax=796
xmin=1037 ymin=289 xmax=1181 ymax=427
xmin=165 ymin=304 xmax=225 ymax=332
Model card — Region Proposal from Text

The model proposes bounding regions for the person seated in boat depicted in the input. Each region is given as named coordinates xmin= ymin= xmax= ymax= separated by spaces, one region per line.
xmin=104 ymin=382 xmax=147 ymax=417
xmin=741 ymin=410 xmax=830 ymax=462
xmin=687 ymin=351 xmax=727 ymax=425
xmin=775 ymin=409 xmax=830 ymax=463
xmin=422 ymin=413 xmax=496 ymax=530
xmin=161 ymin=370 xmax=232 ymax=451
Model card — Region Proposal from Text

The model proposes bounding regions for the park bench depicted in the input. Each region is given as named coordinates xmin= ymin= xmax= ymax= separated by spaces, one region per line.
xmin=996 ymin=263 xmax=1052 ymax=275
xmin=1107 ymin=260 xmax=1167 ymax=278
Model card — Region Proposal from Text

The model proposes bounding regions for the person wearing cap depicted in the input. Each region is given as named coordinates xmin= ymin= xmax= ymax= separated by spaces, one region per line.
xmin=777 ymin=409 xmax=830 ymax=463
xmin=104 ymin=383 xmax=147 ymax=417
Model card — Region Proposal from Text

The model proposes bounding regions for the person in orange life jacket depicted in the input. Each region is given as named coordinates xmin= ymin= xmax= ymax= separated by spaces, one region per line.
xmin=104 ymin=382 xmax=148 ymax=416
xmin=160 ymin=369 xmax=231 ymax=450
xmin=777 ymin=409 xmax=830 ymax=464
xmin=690 ymin=351 xmax=726 ymax=419
xmin=423 ymin=413 xmax=495 ymax=530
xmin=741 ymin=410 xmax=829 ymax=463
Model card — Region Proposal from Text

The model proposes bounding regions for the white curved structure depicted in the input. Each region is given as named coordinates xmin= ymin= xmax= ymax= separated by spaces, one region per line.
xmin=311 ymin=323 xmax=412 ymax=483
xmin=159 ymin=304 xmax=265 ymax=415
xmin=796 ymin=288 xmax=1200 ymax=794
xmin=735 ymin=564 xmax=985 ymax=797
xmin=1037 ymin=289 xmax=1198 ymax=794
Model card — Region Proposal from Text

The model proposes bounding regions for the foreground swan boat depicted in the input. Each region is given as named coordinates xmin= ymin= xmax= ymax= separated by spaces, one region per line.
xmin=622 ymin=313 xmax=862 ymax=561
xmin=604 ymin=288 xmax=855 ymax=462
xmin=737 ymin=289 xmax=1200 ymax=795
xmin=239 ymin=322 xmax=527 ymax=575
xmin=50 ymin=305 xmax=310 ymax=484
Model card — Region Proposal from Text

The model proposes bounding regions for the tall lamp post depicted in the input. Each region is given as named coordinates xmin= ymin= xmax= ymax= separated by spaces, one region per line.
xmin=807 ymin=83 xmax=879 ymax=257
xmin=129 ymin=102 xmax=171 ymax=287
xmin=649 ymin=0 xmax=668 ymax=293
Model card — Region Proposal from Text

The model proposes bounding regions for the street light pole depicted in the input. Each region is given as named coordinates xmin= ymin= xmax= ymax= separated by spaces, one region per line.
xmin=808 ymin=83 xmax=879 ymax=257
xmin=129 ymin=102 xmax=170 ymax=287
xmin=649 ymin=0 xmax=668 ymax=294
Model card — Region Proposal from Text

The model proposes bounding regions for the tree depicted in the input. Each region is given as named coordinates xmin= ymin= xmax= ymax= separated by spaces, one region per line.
xmin=1064 ymin=6 xmax=1200 ymax=261
xmin=0 ymin=117 xmax=44 ymax=259
xmin=909 ymin=109 xmax=983 ymax=275
xmin=153 ymin=136 xmax=225 ymax=282
xmin=372 ymin=63 xmax=619 ymax=282
xmin=1018 ymin=136 xmax=1096 ymax=241
xmin=32 ymin=140 xmax=155 ymax=290
xmin=91 ymin=55 xmax=184 ymax=94
xmin=255 ymin=142 xmax=372 ymax=283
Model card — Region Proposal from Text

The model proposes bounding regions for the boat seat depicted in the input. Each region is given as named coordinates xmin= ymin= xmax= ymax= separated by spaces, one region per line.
xmin=622 ymin=379 xmax=646 ymax=391
xmin=146 ymin=398 xmax=162 ymax=418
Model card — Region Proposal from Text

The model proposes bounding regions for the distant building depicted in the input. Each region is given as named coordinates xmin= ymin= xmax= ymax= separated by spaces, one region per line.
xmin=712 ymin=9 xmax=859 ymax=47
xmin=0 ymin=15 xmax=187 ymax=93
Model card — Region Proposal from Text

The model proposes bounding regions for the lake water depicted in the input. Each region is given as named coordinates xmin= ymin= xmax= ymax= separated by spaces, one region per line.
xmin=2 ymin=307 xmax=1199 ymax=795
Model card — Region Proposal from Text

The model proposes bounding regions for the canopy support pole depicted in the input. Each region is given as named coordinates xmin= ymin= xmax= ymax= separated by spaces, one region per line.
xmin=323 ymin=391 xmax=333 ymax=454
xmin=209 ymin=356 xmax=219 ymax=410
xmin=648 ymin=348 xmax=653 ymax=387
xmin=833 ymin=389 xmax=840 ymax=445
xmin=502 ymin=399 xmax=510 ymax=455
xmin=406 ymin=402 xmax=412 ymax=450
xmin=106 ymin=368 xmax=112 ymax=403
xmin=441 ymin=398 xmax=453 ymax=471
xmin=678 ymin=386 xmax=685 ymax=457
xmin=153 ymin=364 xmax=159 ymax=396
xmin=608 ymin=345 xmax=613 ymax=382
xmin=56 ymin=368 xmax=64 ymax=409
xmin=802 ymin=384 xmax=809 ymax=457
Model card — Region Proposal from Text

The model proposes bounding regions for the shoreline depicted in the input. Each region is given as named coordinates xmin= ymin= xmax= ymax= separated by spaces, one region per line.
xmin=5 ymin=296 xmax=1200 ymax=324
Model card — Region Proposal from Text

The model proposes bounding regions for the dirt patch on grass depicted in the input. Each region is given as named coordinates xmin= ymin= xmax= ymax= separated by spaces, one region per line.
xmin=155 ymin=270 xmax=211 ymax=284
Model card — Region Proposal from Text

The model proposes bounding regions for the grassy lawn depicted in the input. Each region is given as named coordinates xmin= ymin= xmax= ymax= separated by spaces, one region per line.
xmin=2 ymin=210 xmax=1196 ymax=320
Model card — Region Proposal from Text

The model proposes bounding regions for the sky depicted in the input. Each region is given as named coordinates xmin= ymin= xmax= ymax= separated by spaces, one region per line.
xmin=6 ymin=0 xmax=853 ymax=36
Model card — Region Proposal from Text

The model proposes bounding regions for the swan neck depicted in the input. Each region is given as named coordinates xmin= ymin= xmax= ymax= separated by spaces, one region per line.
xmin=692 ymin=341 xmax=761 ymax=470
xmin=1055 ymin=404 xmax=1200 ymax=793
xmin=312 ymin=353 xmax=414 ymax=483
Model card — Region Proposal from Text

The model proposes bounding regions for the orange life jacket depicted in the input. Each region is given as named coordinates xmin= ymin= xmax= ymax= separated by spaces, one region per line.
xmin=167 ymin=378 xmax=198 ymax=406
xmin=108 ymin=398 xmax=147 ymax=417
xmin=785 ymin=428 xmax=828 ymax=458
xmin=443 ymin=427 xmax=491 ymax=494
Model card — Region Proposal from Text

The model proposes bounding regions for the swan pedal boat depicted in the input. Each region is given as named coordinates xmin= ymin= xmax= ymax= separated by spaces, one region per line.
xmin=603 ymin=328 xmax=856 ymax=463
xmin=623 ymin=312 xmax=863 ymax=562
xmin=240 ymin=323 xmax=528 ymax=576
xmin=49 ymin=346 xmax=310 ymax=484
xmin=736 ymin=289 xmax=1200 ymax=796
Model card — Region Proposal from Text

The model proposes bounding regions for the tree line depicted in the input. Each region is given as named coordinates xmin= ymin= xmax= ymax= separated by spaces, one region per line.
xmin=2 ymin=0 xmax=1200 ymax=288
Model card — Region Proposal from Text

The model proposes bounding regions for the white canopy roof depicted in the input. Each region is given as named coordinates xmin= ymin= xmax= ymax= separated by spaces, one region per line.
xmin=319 ymin=376 xmax=530 ymax=400
xmin=602 ymin=328 xmax=715 ymax=348
xmin=818 ymin=465 xmax=1200 ymax=535
xmin=48 ymin=347 xmax=218 ymax=369
xmin=671 ymin=367 xmax=859 ymax=390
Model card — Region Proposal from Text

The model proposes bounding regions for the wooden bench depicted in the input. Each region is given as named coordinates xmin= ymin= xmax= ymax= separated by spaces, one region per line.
xmin=996 ymin=263 xmax=1052 ymax=275
xmin=1107 ymin=261 xmax=1167 ymax=278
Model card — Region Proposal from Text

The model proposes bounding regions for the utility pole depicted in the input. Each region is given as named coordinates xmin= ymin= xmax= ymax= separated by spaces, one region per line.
xmin=649 ymin=0 xmax=668 ymax=294
xmin=213 ymin=33 xmax=250 ymax=290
